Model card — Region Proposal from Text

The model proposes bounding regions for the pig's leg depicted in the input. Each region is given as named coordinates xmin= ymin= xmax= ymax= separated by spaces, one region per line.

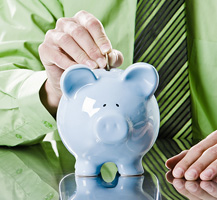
xmin=75 ymin=158 xmax=101 ymax=176
xmin=117 ymin=157 xmax=144 ymax=176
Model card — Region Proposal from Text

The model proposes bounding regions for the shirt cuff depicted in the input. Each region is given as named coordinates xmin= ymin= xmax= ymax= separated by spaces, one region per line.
xmin=18 ymin=71 xmax=57 ymax=141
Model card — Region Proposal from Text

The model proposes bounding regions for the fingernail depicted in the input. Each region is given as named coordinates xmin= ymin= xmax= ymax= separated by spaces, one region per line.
xmin=173 ymin=167 xmax=184 ymax=178
xmin=185 ymin=169 xmax=198 ymax=180
xmin=96 ymin=58 xmax=106 ymax=68
xmin=86 ymin=60 xmax=97 ymax=69
xmin=100 ymin=44 xmax=111 ymax=54
xmin=200 ymin=168 xmax=214 ymax=180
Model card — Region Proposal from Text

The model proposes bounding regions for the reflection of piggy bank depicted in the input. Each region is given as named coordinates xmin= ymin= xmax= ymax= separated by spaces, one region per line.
xmin=57 ymin=63 xmax=160 ymax=176
xmin=60 ymin=174 xmax=155 ymax=200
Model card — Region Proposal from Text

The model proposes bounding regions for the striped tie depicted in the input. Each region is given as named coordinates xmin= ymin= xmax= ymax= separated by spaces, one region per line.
xmin=134 ymin=0 xmax=192 ymax=140
xmin=135 ymin=1 xmax=193 ymax=199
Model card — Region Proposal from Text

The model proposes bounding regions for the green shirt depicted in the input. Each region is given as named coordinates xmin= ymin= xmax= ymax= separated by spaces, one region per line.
xmin=187 ymin=0 xmax=217 ymax=140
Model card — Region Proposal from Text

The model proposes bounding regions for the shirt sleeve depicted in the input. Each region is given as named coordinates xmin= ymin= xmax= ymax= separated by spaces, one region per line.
xmin=0 ymin=0 xmax=63 ymax=146
xmin=0 ymin=145 xmax=59 ymax=199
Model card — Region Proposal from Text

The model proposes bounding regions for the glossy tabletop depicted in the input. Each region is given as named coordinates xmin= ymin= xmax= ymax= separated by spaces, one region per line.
xmin=1 ymin=139 xmax=216 ymax=200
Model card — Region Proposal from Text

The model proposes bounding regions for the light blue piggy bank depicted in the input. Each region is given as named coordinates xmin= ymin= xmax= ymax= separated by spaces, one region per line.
xmin=57 ymin=63 xmax=160 ymax=176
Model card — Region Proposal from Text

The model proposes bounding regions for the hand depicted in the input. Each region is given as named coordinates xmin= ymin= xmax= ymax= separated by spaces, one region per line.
xmin=166 ymin=171 xmax=217 ymax=199
xmin=166 ymin=130 xmax=217 ymax=181
xmin=38 ymin=10 xmax=124 ymax=117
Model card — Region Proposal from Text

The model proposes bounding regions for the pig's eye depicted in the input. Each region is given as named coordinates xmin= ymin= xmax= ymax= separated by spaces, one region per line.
xmin=116 ymin=104 xmax=119 ymax=107
xmin=103 ymin=104 xmax=106 ymax=107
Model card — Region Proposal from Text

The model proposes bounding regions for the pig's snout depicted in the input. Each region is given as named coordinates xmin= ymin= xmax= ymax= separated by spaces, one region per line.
xmin=94 ymin=114 xmax=129 ymax=144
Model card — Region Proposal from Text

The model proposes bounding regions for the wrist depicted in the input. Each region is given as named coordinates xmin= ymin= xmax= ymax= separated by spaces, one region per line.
xmin=39 ymin=80 xmax=61 ymax=118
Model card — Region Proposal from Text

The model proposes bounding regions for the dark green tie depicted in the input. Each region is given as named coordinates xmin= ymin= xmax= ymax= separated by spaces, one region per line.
xmin=135 ymin=1 xmax=192 ymax=199
xmin=134 ymin=0 xmax=192 ymax=141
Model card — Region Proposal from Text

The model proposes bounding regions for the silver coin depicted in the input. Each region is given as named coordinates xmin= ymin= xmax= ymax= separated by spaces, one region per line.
xmin=105 ymin=53 xmax=110 ymax=71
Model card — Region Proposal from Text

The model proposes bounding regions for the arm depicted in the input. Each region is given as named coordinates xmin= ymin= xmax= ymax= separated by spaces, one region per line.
xmin=38 ymin=11 xmax=124 ymax=116
xmin=0 ymin=0 xmax=63 ymax=146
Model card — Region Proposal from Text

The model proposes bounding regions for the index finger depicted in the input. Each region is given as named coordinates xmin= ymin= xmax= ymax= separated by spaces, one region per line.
xmin=74 ymin=10 xmax=112 ymax=55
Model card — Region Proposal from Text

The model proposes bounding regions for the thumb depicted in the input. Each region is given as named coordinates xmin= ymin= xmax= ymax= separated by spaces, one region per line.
xmin=108 ymin=49 xmax=124 ymax=68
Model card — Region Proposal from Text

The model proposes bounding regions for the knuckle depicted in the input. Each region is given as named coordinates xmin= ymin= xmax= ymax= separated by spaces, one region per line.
xmin=86 ymin=18 xmax=102 ymax=30
xmin=193 ymin=162 xmax=205 ymax=171
xmin=38 ymin=43 xmax=44 ymax=52
xmin=75 ymin=51 xmax=88 ymax=63
xmin=52 ymin=53 xmax=60 ymax=63
xmin=208 ymin=130 xmax=217 ymax=139
xmin=71 ymin=25 xmax=85 ymax=37
xmin=181 ymin=150 xmax=188 ymax=154
xmin=45 ymin=29 xmax=54 ymax=40
xmin=206 ymin=145 xmax=217 ymax=155
xmin=38 ymin=43 xmax=48 ymax=55
xmin=53 ymin=53 xmax=63 ymax=65
xmin=97 ymin=35 xmax=109 ymax=46
xmin=56 ymin=33 xmax=71 ymax=45
xmin=190 ymin=145 xmax=204 ymax=155
xmin=88 ymin=47 xmax=100 ymax=59
xmin=179 ymin=157 xmax=191 ymax=167
xmin=75 ymin=10 xmax=88 ymax=17
xmin=56 ymin=17 xmax=66 ymax=28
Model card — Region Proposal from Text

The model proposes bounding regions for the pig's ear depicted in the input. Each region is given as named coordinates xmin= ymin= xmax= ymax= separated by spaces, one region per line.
xmin=60 ymin=64 xmax=97 ymax=99
xmin=121 ymin=63 xmax=159 ymax=98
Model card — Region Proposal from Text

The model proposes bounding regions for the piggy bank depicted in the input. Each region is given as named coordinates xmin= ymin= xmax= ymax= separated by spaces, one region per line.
xmin=57 ymin=63 xmax=160 ymax=176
